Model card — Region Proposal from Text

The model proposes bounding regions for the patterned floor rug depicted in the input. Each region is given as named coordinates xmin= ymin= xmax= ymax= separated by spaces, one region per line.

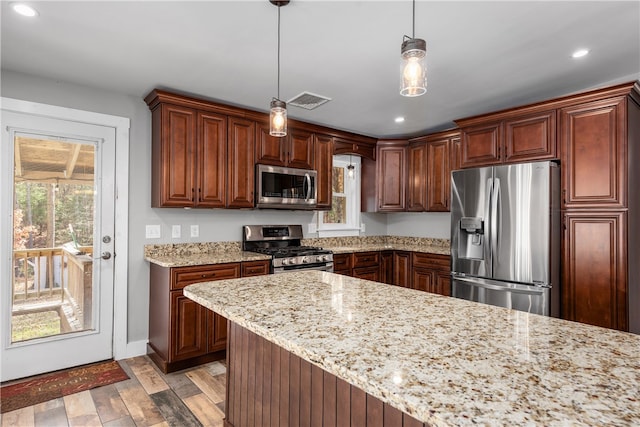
xmin=0 ymin=360 xmax=129 ymax=414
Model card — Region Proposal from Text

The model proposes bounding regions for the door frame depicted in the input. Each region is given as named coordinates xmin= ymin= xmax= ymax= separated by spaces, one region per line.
xmin=0 ymin=97 xmax=130 ymax=361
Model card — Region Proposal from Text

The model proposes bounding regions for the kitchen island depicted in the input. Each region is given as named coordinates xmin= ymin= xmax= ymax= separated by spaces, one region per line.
xmin=184 ymin=271 xmax=640 ymax=426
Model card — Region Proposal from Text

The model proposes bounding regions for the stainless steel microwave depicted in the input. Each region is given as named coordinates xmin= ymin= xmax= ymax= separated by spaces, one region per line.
xmin=256 ymin=164 xmax=317 ymax=209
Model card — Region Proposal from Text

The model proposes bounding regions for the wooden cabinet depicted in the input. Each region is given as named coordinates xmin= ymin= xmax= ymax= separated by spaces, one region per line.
xmin=334 ymin=137 xmax=376 ymax=160
xmin=457 ymin=110 xmax=557 ymax=168
xmin=380 ymin=251 xmax=394 ymax=285
xmin=365 ymin=140 xmax=408 ymax=212
xmin=256 ymin=123 xmax=314 ymax=169
xmin=560 ymin=96 xmax=626 ymax=209
xmin=333 ymin=253 xmax=352 ymax=276
xmin=411 ymin=253 xmax=451 ymax=296
xmin=150 ymin=104 xmax=228 ymax=208
xmin=149 ymin=260 xmax=269 ymax=373
xmin=407 ymin=142 xmax=427 ymax=212
xmin=314 ymin=134 xmax=334 ymax=210
xmin=392 ymin=251 xmax=412 ymax=288
xmin=227 ymin=117 xmax=255 ymax=208
xmin=562 ymin=212 xmax=627 ymax=330
xmin=352 ymin=252 xmax=380 ymax=281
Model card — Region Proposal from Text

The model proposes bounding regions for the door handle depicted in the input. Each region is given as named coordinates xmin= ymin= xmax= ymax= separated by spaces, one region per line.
xmin=95 ymin=252 xmax=112 ymax=260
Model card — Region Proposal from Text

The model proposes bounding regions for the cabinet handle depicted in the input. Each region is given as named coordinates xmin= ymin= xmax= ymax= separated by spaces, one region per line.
xmin=198 ymin=188 xmax=202 ymax=202
xmin=562 ymin=189 xmax=566 ymax=205
xmin=201 ymin=273 xmax=216 ymax=278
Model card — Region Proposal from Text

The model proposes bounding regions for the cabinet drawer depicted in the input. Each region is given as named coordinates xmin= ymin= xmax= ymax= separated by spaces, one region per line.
xmin=412 ymin=253 xmax=450 ymax=271
xmin=333 ymin=254 xmax=352 ymax=271
xmin=171 ymin=263 xmax=241 ymax=290
xmin=353 ymin=251 xmax=379 ymax=267
xmin=242 ymin=260 xmax=270 ymax=277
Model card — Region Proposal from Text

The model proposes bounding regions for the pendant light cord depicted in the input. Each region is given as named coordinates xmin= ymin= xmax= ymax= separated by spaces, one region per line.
xmin=412 ymin=0 xmax=416 ymax=39
xmin=277 ymin=5 xmax=281 ymax=100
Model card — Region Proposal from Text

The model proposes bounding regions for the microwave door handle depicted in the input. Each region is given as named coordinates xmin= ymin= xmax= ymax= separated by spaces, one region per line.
xmin=304 ymin=173 xmax=311 ymax=201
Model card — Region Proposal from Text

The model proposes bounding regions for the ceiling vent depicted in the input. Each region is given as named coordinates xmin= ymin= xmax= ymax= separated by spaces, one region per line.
xmin=287 ymin=92 xmax=331 ymax=110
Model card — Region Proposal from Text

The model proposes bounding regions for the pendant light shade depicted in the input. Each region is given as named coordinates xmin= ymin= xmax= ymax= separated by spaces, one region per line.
xmin=400 ymin=37 xmax=427 ymax=97
xmin=269 ymin=0 xmax=289 ymax=137
xmin=400 ymin=0 xmax=427 ymax=97
xmin=270 ymin=98 xmax=287 ymax=137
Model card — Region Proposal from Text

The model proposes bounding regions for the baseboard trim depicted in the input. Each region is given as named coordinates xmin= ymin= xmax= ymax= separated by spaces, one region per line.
xmin=116 ymin=340 xmax=147 ymax=360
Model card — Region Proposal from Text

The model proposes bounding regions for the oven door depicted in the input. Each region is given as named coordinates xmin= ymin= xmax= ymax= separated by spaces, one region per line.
xmin=273 ymin=262 xmax=334 ymax=274
xmin=256 ymin=164 xmax=317 ymax=209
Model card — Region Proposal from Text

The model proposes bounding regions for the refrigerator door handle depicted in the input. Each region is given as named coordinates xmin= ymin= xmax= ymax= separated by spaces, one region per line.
xmin=491 ymin=178 xmax=501 ymax=263
xmin=485 ymin=177 xmax=493 ymax=273
xmin=453 ymin=276 xmax=547 ymax=295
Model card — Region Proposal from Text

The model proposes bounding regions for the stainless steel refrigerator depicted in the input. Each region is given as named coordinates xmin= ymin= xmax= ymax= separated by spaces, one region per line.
xmin=450 ymin=161 xmax=560 ymax=316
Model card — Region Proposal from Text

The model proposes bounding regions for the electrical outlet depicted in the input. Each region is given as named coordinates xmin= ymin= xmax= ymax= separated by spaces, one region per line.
xmin=145 ymin=225 xmax=161 ymax=239
xmin=360 ymin=223 xmax=366 ymax=233
xmin=171 ymin=225 xmax=181 ymax=238
xmin=190 ymin=225 xmax=199 ymax=238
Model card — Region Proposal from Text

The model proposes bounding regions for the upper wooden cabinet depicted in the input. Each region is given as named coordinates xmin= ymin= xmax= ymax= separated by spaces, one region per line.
xmin=334 ymin=137 xmax=376 ymax=160
xmin=407 ymin=141 xmax=427 ymax=212
xmin=560 ymin=96 xmax=626 ymax=209
xmin=406 ymin=129 xmax=459 ymax=212
xmin=457 ymin=110 xmax=557 ymax=168
xmin=227 ymin=117 xmax=255 ymax=208
xmin=314 ymin=134 xmax=334 ymax=210
xmin=256 ymin=123 xmax=314 ymax=169
xmin=197 ymin=112 xmax=227 ymax=208
xmin=374 ymin=140 xmax=408 ymax=212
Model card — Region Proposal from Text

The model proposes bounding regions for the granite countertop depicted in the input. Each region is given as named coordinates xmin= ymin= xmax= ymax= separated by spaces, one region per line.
xmin=184 ymin=271 xmax=640 ymax=426
xmin=144 ymin=237 xmax=450 ymax=267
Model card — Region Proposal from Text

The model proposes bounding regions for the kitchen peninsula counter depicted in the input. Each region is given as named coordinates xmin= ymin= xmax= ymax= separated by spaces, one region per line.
xmin=184 ymin=271 xmax=640 ymax=426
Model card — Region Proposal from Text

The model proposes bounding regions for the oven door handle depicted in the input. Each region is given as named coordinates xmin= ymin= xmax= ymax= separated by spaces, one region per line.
xmin=273 ymin=262 xmax=334 ymax=274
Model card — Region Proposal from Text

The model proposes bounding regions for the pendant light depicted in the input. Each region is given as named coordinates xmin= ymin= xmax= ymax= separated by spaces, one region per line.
xmin=400 ymin=0 xmax=427 ymax=97
xmin=269 ymin=0 xmax=289 ymax=137
xmin=347 ymin=155 xmax=355 ymax=178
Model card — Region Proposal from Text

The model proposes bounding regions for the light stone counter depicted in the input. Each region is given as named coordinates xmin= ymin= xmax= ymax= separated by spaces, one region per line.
xmin=144 ymin=242 xmax=271 ymax=267
xmin=184 ymin=271 xmax=640 ymax=426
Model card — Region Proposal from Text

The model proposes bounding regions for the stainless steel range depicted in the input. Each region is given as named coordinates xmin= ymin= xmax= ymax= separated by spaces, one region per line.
xmin=242 ymin=225 xmax=333 ymax=274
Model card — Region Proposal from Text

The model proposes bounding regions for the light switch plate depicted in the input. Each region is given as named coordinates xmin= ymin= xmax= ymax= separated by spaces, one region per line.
xmin=171 ymin=225 xmax=181 ymax=238
xmin=145 ymin=225 xmax=161 ymax=239
xmin=190 ymin=225 xmax=199 ymax=238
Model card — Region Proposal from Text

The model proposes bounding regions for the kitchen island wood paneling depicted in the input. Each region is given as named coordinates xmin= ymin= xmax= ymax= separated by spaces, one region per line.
xmin=185 ymin=271 xmax=640 ymax=426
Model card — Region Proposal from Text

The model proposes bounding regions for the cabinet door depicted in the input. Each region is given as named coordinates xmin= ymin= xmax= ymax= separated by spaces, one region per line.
xmin=208 ymin=310 xmax=228 ymax=353
xmin=333 ymin=254 xmax=352 ymax=275
xmin=227 ymin=117 xmax=255 ymax=208
xmin=314 ymin=134 xmax=334 ymax=210
xmin=460 ymin=122 xmax=502 ymax=168
xmin=288 ymin=128 xmax=314 ymax=169
xmin=412 ymin=268 xmax=434 ymax=292
xmin=380 ymin=251 xmax=394 ymax=285
xmin=377 ymin=144 xmax=407 ymax=212
xmin=170 ymin=291 xmax=207 ymax=362
xmin=352 ymin=251 xmax=379 ymax=268
xmin=426 ymin=139 xmax=451 ymax=211
xmin=196 ymin=112 xmax=227 ymax=208
xmin=560 ymin=97 xmax=626 ymax=209
xmin=154 ymin=104 xmax=196 ymax=207
xmin=450 ymin=135 xmax=462 ymax=172
xmin=435 ymin=272 xmax=451 ymax=297
xmin=392 ymin=251 xmax=412 ymax=287
xmin=504 ymin=110 xmax=557 ymax=164
xmin=562 ymin=211 xmax=627 ymax=331
xmin=407 ymin=142 xmax=427 ymax=212
xmin=256 ymin=122 xmax=286 ymax=166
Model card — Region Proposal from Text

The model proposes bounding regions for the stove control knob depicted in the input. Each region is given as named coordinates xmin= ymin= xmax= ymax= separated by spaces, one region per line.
xmin=302 ymin=257 xmax=309 ymax=264
xmin=282 ymin=259 xmax=289 ymax=266
xmin=319 ymin=255 xmax=327 ymax=262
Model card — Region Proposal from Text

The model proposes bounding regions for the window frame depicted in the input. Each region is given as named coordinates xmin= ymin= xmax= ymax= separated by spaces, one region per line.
xmin=317 ymin=155 xmax=361 ymax=237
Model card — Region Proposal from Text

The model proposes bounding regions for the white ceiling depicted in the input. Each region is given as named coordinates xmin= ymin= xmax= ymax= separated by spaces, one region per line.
xmin=2 ymin=1 xmax=639 ymax=138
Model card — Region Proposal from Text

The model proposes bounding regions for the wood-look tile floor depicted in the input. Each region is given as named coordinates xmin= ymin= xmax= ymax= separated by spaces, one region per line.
xmin=0 ymin=356 xmax=226 ymax=427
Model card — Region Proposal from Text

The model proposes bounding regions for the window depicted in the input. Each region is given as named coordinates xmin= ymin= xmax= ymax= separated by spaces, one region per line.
xmin=317 ymin=155 xmax=361 ymax=236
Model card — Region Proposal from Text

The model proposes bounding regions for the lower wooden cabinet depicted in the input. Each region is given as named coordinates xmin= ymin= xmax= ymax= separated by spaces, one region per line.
xmin=149 ymin=260 xmax=270 ymax=373
xmin=411 ymin=253 xmax=451 ymax=296
xmin=392 ymin=251 xmax=412 ymax=288
xmin=380 ymin=251 xmax=394 ymax=284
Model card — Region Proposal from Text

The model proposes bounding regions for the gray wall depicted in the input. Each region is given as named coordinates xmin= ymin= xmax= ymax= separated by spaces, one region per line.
xmin=0 ymin=70 xmax=396 ymax=346
xmin=386 ymin=212 xmax=451 ymax=238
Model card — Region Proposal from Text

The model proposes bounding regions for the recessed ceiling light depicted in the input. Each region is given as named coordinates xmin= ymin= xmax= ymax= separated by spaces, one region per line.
xmin=395 ymin=117 xmax=405 ymax=123
xmin=11 ymin=3 xmax=38 ymax=17
xmin=572 ymin=49 xmax=589 ymax=59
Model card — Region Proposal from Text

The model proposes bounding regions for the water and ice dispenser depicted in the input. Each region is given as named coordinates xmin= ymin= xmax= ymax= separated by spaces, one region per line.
xmin=458 ymin=217 xmax=484 ymax=259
